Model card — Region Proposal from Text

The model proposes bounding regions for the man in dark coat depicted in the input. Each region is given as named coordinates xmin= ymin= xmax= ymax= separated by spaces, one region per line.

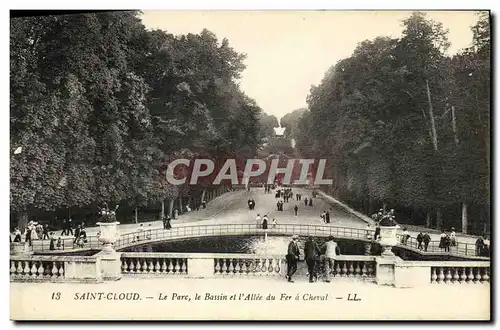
xmin=304 ymin=197 xmax=308 ymax=207
xmin=325 ymin=211 xmax=330 ymax=224
xmin=422 ymin=232 xmax=431 ymax=251
xmin=286 ymin=235 xmax=300 ymax=282
xmin=294 ymin=205 xmax=298 ymax=216
xmin=417 ymin=232 xmax=424 ymax=250
xmin=304 ymin=236 xmax=319 ymax=283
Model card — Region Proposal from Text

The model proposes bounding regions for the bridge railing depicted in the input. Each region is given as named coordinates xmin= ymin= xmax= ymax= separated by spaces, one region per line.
xmin=114 ymin=223 xmax=373 ymax=250
xmin=27 ymin=223 xmax=482 ymax=259
xmin=396 ymin=234 xmax=482 ymax=258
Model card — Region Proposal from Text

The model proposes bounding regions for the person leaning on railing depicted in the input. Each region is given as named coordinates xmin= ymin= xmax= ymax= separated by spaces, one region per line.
xmin=321 ymin=236 xmax=339 ymax=283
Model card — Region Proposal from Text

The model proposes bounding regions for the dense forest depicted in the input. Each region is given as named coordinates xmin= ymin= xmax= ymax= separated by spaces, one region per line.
xmin=10 ymin=11 xmax=276 ymax=229
xmin=289 ymin=12 xmax=490 ymax=235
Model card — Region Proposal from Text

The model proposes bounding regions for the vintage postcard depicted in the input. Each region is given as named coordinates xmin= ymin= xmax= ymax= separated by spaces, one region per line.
xmin=9 ymin=9 xmax=491 ymax=321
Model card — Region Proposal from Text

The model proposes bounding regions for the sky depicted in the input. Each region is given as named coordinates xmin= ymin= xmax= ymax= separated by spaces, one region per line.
xmin=141 ymin=10 xmax=482 ymax=121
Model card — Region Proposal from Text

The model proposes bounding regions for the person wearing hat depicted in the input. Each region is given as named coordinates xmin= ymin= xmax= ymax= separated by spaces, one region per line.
xmin=286 ymin=235 xmax=300 ymax=282
xmin=304 ymin=236 xmax=320 ymax=283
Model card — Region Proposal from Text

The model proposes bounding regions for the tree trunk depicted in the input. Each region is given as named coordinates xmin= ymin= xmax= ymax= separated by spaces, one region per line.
xmin=426 ymin=80 xmax=438 ymax=151
xmin=168 ymin=199 xmax=174 ymax=218
xmin=451 ymin=105 xmax=459 ymax=144
xmin=178 ymin=197 xmax=183 ymax=214
xmin=436 ymin=208 xmax=442 ymax=229
xmin=161 ymin=199 xmax=165 ymax=221
xmin=425 ymin=211 xmax=431 ymax=228
xmin=187 ymin=196 xmax=192 ymax=209
xmin=17 ymin=211 xmax=29 ymax=231
xmin=461 ymin=202 xmax=468 ymax=234
xmin=134 ymin=207 xmax=138 ymax=224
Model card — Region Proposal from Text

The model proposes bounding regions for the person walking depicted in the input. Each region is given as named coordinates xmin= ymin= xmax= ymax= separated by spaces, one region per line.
xmin=304 ymin=197 xmax=308 ymax=207
xmin=304 ymin=236 xmax=319 ymax=283
xmin=322 ymin=236 xmax=339 ymax=283
xmin=439 ymin=230 xmax=448 ymax=251
xmin=272 ymin=218 xmax=277 ymax=229
xmin=42 ymin=224 xmax=50 ymax=240
xmin=423 ymin=232 xmax=431 ymax=252
xmin=286 ymin=235 xmax=300 ymax=283
xmin=294 ymin=205 xmax=298 ymax=216
xmin=417 ymin=232 xmax=424 ymax=250
xmin=308 ymin=198 xmax=313 ymax=207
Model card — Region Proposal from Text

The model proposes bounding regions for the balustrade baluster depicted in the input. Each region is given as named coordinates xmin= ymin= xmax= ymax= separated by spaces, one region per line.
xmin=361 ymin=262 xmax=367 ymax=277
xmin=467 ymin=267 xmax=474 ymax=283
xmin=482 ymin=268 xmax=490 ymax=283
xmin=214 ymin=259 xmax=221 ymax=274
xmin=161 ymin=259 xmax=167 ymax=273
xmin=58 ymin=263 xmax=64 ymax=278
xmin=16 ymin=261 xmax=23 ymax=276
xmin=474 ymin=268 xmax=482 ymax=283
xmin=10 ymin=261 xmax=16 ymax=275
xmin=228 ymin=260 xmax=234 ymax=274
xmin=182 ymin=259 xmax=188 ymax=274
xmin=167 ymin=259 xmax=173 ymax=273
xmin=174 ymin=259 xmax=181 ymax=274
xmin=24 ymin=261 xmax=30 ymax=276
xmin=438 ymin=267 xmax=445 ymax=283
xmin=31 ymin=262 xmax=38 ymax=277
xmin=51 ymin=262 xmax=58 ymax=278
xmin=148 ymin=260 xmax=154 ymax=273
xmin=274 ymin=259 xmax=281 ymax=274
xmin=355 ymin=262 xmax=361 ymax=277
xmin=154 ymin=260 xmax=161 ymax=273
xmin=348 ymin=262 xmax=354 ymax=277
xmin=268 ymin=259 xmax=273 ymax=273
xmin=335 ymin=262 xmax=341 ymax=277
xmin=460 ymin=267 xmax=467 ymax=283
xmin=341 ymin=262 xmax=348 ymax=277
xmin=452 ymin=268 xmax=460 ymax=283
xmin=261 ymin=259 xmax=267 ymax=273
xmin=221 ymin=258 xmax=227 ymax=275
xmin=444 ymin=268 xmax=452 ymax=284
xmin=122 ymin=260 xmax=128 ymax=274
xmin=38 ymin=263 xmax=45 ymax=278
xmin=141 ymin=260 xmax=147 ymax=273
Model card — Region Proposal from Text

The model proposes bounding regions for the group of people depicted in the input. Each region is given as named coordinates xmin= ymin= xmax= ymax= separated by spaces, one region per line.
xmin=303 ymin=197 xmax=313 ymax=207
xmin=275 ymin=188 xmax=293 ymax=202
xmin=263 ymin=184 xmax=274 ymax=193
xmin=475 ymin=236 xmax=490 ymax=257
xmin=276 ymin=200 xmax=284 ymax=211
xmin=320 ymin=211 xmax=331 ymax=224
xmin=286 ymin=235 xmax=340 ymax=283
xmin=255 ymin=214 xmax=277 ymax=229
xmin=295 ymin=193 xmax=303 ymax=201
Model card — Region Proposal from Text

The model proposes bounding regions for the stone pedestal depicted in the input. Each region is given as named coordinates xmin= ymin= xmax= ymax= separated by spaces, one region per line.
xmin=10 ymin=242 xmax=33 ymax=256
xmin=188 ymin=258 xmax=214 ymax=278
xmin=394 ymin=262 xmax=430 ymax=288
xmin=375 ymin=256 xmax=401 ymax=286
xmin=97 ymin=251 xmax=122 ymax=281
xmin=96 ymin=221 xmax=120 ymax=253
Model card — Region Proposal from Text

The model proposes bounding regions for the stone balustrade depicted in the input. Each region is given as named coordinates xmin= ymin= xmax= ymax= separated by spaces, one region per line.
xmin=329 ymin=256 xmax=376 ymax=279
xmin=9 ymin=251 xmax=489 ymax=288
xmin=121 ymin=252 xmax=188 ymax=276
xmin=214 ymin=255 xmax=284 ymax=277
xmin=10 ymin=255 xmax=102 ymax=283
xmin=393 ymin=260 xmax=490 ymax=288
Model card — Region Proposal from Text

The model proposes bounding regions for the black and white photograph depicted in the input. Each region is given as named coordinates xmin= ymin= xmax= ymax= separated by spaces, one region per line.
xmin=9 ymin=9 xmax=491 ymax=320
